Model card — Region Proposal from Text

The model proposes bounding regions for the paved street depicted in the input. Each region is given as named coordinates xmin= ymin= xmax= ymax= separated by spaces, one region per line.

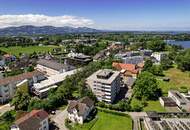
xmin=0 ymin=103 xmax=14 ymax=116
xmin=51 ymin=109 xmax=68 ymax=130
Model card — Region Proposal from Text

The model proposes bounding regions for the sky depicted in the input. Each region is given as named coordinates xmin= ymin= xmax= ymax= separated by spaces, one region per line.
xmin=0 ymin=0 xmax=190 ymax=30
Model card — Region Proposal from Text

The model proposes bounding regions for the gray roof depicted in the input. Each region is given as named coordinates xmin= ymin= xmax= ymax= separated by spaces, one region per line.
xmin=87 ymin=69 xmax=120 ymax=84
xmin=67 ymin=97 xmax=94 ymax=116
xmin=169 ymin=90 xmax=188 ymax=104
xmin=37 ymin=59 xmax=74 ymax=71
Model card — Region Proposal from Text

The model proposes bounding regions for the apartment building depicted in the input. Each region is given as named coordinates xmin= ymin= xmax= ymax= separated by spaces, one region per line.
xmin=151 ymin=52 xmax=167 ymax=63
xmin=0 ymin=71 xmax=45 ymax=104
xmin=86 ymin=69 xmax=121 ymax=103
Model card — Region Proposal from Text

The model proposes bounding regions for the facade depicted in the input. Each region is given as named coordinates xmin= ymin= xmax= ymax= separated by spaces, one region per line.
xmin=67 ymin=97 xmax=94 ymax=124
xmin=151 ymin=52 xmax=167 ymax=63
xmin=159 ymin=97 xmax=177 ymax=107
xmin=67 ymin=52 xmax=92 ymax=65
xmin=36 ymin=59 xmax=75 ymax=76
xmin=0 ymin=71 xmax=44 ymax=104
xmin=122 ymin=56 xmax=144 ymax=65
xmin=86 ymin=69 xmax=121 ymax=103
xmin=11 ymin=110 xmax=49 ymax=130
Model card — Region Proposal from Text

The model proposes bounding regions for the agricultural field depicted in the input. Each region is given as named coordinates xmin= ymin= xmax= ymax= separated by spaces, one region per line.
xmin=0 ymin=45 xmax=63 ymax=57
xmin=73 ymin=111 xmax=132 ymax=130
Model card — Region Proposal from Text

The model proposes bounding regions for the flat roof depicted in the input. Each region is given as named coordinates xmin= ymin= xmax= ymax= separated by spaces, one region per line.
xmin=87 ymin=69 xmax=120 ymax=84
xmin=33 ymin=69 xmax=77 ymax=90
xmin=169 ymin=90 xmax=188 ymax=104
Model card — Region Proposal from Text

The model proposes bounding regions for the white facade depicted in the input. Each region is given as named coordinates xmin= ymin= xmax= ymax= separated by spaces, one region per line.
xmin=36 ymin=64 xmax=65 ymax=76
xmin=151 ymin=52 xmax=167 ymax=63
xmin=86 ymin=69 xmax=121 ymax=103
xmin=0 ymin=73 xmax=44 ymax=104
xmin=68 ymin=105 xmax=94 ymax=124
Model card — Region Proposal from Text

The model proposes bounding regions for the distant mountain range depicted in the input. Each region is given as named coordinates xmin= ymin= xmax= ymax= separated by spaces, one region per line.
xmin=0 ymin=25 xmax=101 ymax=36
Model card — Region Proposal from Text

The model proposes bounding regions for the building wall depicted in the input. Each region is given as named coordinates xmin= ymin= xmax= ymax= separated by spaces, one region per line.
xmin=86 ymin=74 xmax=121 ymax=103
xmin=36 ymin=64 xmax=63 ymax=76
xmin=39 ymin=118 xmax=49 ymax=130
xmin=0 ymin=75 xmax=43 ymax=104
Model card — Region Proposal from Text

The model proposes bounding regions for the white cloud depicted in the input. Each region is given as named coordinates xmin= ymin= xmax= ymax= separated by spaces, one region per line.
xmin=0 ymin=14 xmax=94 ymax=28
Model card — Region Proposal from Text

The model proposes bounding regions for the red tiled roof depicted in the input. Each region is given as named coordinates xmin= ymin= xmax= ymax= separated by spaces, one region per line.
xmin=15 ymin=110 xmax=48 ymax=130
xmin=112 ymin=62 xmax=139 ymax=74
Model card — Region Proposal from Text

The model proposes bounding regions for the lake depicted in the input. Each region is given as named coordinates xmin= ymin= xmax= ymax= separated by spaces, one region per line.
xmin=165 ymin=40 xmax=190 ymax=48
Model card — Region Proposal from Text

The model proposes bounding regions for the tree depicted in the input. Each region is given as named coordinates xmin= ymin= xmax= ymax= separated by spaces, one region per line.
xmin=143 ymin=59 xmax=153 ymax=71
xmin=133 ymin=71 xmax=161 ymax=100
xmin=12 ymin=90 xmax=31 ymax=110
xmin=160 ymin=56 xmax=173 ymax=70
xmin=175 ymin=49 xmax=190 ymax=71
xmin=150 ymin=65 xmax=164 ymax=76
xmin=146 ymin=40 xmax=166 ymax=52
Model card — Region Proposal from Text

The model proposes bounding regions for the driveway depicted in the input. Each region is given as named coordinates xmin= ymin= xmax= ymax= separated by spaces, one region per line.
xmin=51 ymin=109 xmax=68 ymax=130
xmin=0 ymin=103 xmax=14 ymax=116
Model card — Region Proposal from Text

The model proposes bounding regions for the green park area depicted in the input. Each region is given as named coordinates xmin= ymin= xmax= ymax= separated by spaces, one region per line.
xmin=73 ymin=111 xmax=132 ymax=130
xmin=158 ymin=68 xmax=190 ymax=95
xmin=0 ymin=45 xmax=62 ymax=57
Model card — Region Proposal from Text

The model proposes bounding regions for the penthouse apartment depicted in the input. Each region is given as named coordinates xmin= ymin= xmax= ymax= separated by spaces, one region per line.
xmin=86 ymin=69 xmax=121 ymax=103
xmin=0 ymin=71 xmax=44 ymax=104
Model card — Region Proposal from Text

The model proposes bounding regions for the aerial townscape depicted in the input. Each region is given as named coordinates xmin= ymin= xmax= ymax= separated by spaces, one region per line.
xmin=0 ymin=1 xmax=190 ymax=130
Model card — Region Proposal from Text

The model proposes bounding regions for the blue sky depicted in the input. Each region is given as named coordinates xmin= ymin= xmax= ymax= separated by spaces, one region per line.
xmin=0 ymin=0 xmax=190 ymax=30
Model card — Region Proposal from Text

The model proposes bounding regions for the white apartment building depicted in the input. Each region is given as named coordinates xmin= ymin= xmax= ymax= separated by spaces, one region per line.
xmin=0 ymin=71 xmax=45 ymax=104
xmin=86 ymin=69 xmax=121 ymax=103
xmin=151 ymin=52 xmax=167 ymax=63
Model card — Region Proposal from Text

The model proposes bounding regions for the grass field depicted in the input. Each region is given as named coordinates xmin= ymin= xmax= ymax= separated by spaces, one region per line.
xmin=131 ymin=98 xmax=166 ymax=112
xmin=74 ymin=111 xmax=132 ymax=130
xmin=0 ymin=45 xmax=62 ymax=56
xmin=158 ymin=68 xmax=190 ymax=94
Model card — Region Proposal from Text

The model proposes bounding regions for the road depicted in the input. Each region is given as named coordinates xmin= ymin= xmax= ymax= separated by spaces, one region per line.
xmin=0 ymin=103 xmax=14 ymax=116
xmin=51 ymin=109 xmax=68 ymax=130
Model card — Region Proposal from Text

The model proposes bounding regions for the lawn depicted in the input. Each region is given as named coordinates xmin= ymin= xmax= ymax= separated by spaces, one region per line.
xmin=0 ymin=45 xmax=62 ymax=57
xmin=131 ymin=98 xmax=166 ymax=112
xmin=158 ymin=68 xmax=190 ymax=94
xmin=74 ymin=111 xmax=132 ymax=130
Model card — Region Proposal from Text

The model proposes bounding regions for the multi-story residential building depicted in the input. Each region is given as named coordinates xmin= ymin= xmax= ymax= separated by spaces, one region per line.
xmin=151 ymin=52 xmax=167 ymax=63
xmin=11 ymin=110 xmax=49 ymax=130
xmin=86 ymin=69 xmax=121 ymax=103
xmin=67 ymin=97 xmax=94 ymax=124
xmin=0 ymin=70 xmax=45 ymax=104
